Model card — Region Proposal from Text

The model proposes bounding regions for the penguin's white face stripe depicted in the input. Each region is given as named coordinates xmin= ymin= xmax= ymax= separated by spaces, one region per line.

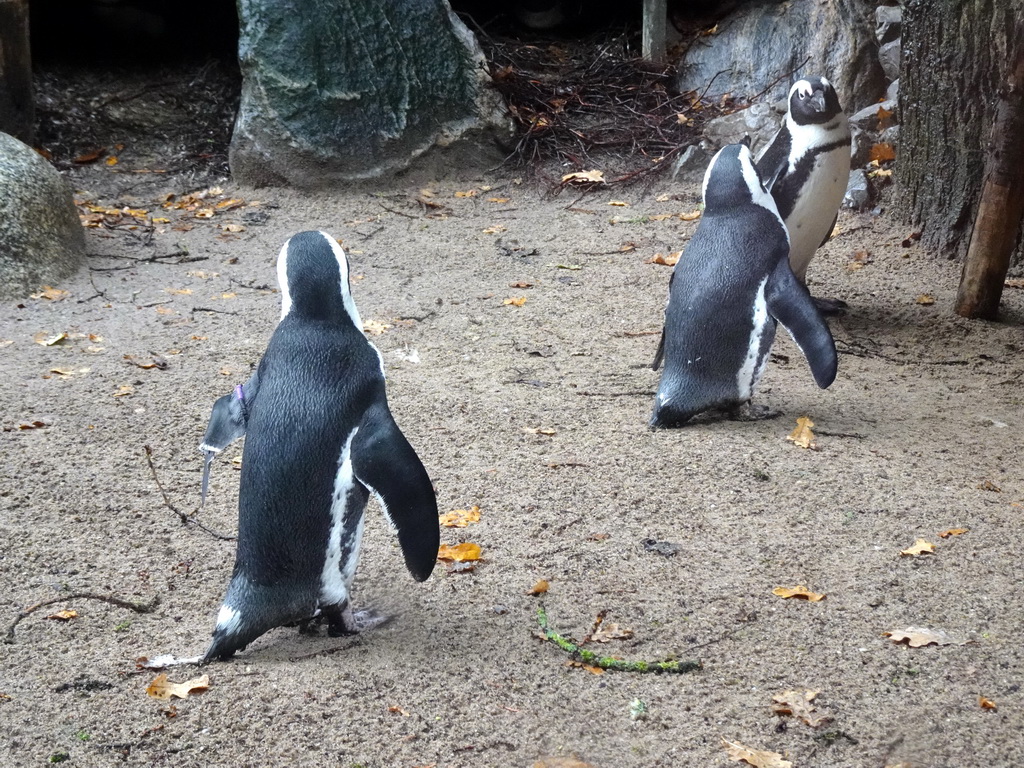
xmin=737 ymin=277 xmax=770 ymax=399
xmin=736 ymin=146 xmax=784 ymax=225
xmin=318 ymin=230 xmax=363 ymax=330
xmin=820 ymin=76 xmax=831 ymax=89
xmin=793 ymin=80 xmax=814 ymax=99
xmin=276 ymin=240 xmax=292 ymax=320
xmin=321 ymin=429 xmax=361 ymax=607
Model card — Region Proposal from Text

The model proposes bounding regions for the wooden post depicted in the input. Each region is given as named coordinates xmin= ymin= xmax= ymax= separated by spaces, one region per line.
xmin=954 ymin=21 xmax=1024 ymax=320
xmin=642 ymin=0 xmax=667 ymax=63
xmin=0 ymin=0 xmax=33 ymax=144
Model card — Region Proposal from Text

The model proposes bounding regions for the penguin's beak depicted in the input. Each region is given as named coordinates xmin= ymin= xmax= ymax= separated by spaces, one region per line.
xmin=809 ymin=89 xmax=826 ymax=112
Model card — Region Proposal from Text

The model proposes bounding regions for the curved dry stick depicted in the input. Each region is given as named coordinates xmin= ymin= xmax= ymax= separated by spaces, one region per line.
xmin=5 ymin=593 xmax=159 ymax=644
xmin=143 ymin=445 xmax=235 ymax=541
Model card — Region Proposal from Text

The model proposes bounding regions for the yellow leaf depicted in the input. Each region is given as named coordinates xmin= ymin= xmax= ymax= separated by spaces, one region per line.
xmin=454 ymin=189 xmax=478 ymax=198
xmin=523 ymin=426 xmax=556 ymax=436
xmin=439 ymin=506 xmax=481 ymax=528
xmin=34 ymin=332 xmax=68 ymax=346
xmin=165 ymin=288 xmax=192 ymax=296
xmin=46 ymin=609 xmax=78 ymax=621
xmin=437 ymin=542 xmax=482 ymax=562
xmin=362 ymin=319 xmax=392 ymax=335
xmin=786 ymin=416 xmax=816 ymax=449
xmin=869 ymin=142 xmax=896 ymax=163
xmin=680 ymin=210 xmax=702 ymax=221
xmin=419 ymin=188 xmax=435 ymax=198
xmin=194 ymin=208 xmax=215 ymax=219
xmin=222 ymin=223 xmax=245 ymax=233
xmin=938 ymin=527 xmax=969 ymax=538
xmin=487 ymin=197 xmax=510 ymax=203
xmin=561 ymin=169 xmax=606 ymax=184
xmin=722 ymin=738 xmax=792 ymax=768
xmin=772 ymin=585 xmax=826 ymax=602
xmin=145 ymin=673 xmax=210 ymax=700
xmin=30 ymin=286 xmax=70 ymax=301
xmin=655 ymin=194 xmax=670 ymax=202
xmin=112 ymin=384 xmax=134 ymax=397
xmin=646 ymin=252 xmax=680 ymax=266
xmin=105 ymin=156 xmax=119 ymax=166
xmin=483 ymin=225 xmax=507 ymax=235
xmin=883 ymin=627 xmax=965 ymax=648
xmin=215 ymin=198 xmax=245 ymax=210
xmin=900 ymin=539 xmax=936 ymax=556
xmin=608 ymin=200 xmax=630 ymax=207
xmin=916 ymin=294 xmax=936 ymax=305
xmin=979 ymin=696 xmax=997 ymax=710
xmin=503 ymin=296 xmax=527 ymax=307
xmin=527 ymin=579 xmax=550 ymax=595
xmin=219 ymin=292 xmax=237 ymax=300
xmin=771 ymin=689 xmax=832 ymax=727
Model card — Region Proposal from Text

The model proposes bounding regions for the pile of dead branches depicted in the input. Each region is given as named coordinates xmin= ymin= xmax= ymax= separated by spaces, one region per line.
xmin=480 ymin=31 xmax=736 ymax=185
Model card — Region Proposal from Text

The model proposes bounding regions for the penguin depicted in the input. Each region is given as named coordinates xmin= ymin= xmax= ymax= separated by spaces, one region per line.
xmin=755 ymin=76 xmax=851 ymax=313
xmin=650 ymin=142 xmax=838 ymax=428
xmin=198 ymin=230 xmax=439 ymax=661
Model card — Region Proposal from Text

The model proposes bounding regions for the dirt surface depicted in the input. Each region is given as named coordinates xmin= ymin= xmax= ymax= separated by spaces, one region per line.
xmin=3 ymin=64 xmax=1024 ymax=768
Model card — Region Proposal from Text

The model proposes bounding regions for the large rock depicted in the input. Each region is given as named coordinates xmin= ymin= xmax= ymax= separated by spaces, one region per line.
xmin=675 ymin=0 xmax=885 ymax=112
xmin=0 ymin=132 xmax=84 ymax=299
xmin=700 ymin=100 xmax=783 ymax=154
xmin=230 ymin=0 xmax=511 ymax=188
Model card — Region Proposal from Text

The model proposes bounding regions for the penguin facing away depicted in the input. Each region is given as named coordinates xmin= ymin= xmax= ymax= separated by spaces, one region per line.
xmin=650 ymin=142 xmax=838 ymax=428
xmin=755 ymin=76 xmax=851 ymax=312
xmin=198 ymin=230 xmax=439 ymax=661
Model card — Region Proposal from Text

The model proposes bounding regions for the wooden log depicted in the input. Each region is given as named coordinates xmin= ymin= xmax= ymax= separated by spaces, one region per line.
xmin=642 ymin=0 xmax=667 ymax=63
xmin=0 ymin=0 xmax=34 ymax=143
xmin=954 ymin=21 xmax=1024 ymax=320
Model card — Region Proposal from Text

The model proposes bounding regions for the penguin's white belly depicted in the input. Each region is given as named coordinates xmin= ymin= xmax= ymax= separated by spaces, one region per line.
xmin=784 ymin=148 xmax=849 ymax=281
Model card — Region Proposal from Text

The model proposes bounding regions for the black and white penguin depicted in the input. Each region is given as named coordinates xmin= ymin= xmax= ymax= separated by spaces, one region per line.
xmin=650 ymin=142 xmax=838 ymax=427
xmin=198 ymin=230 xmax=439 ymax=661
xmin=755 ymin=76 xmax=851 ymax=311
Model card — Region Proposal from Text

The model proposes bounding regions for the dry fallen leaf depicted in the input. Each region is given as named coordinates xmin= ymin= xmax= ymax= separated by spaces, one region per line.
xmin=16 ymin=420 xmax=47 ymax=430
xmin=439 ymin=506 xmax=481 ymax=528
xmin=608 ymin=200 xmax=630 ymax=207
xmin=509 ymin=281 xmax=534 ymax=289
xmin=566 ymin=661 xmax=605 ymax=675
xmin=46 ymin=609 xmax=78 ymax=621
xmin=34 ymin=332 xmax=68 ymax=346
xmin=112 ymin=385 xmax=134 ymax=398
xmin=454 ymin=189 xmax=478 ymax=198
xmin=938 ymin=527 xmax=969 ymax=538
xmin=437 ymin=542 xmax=482 ymax=562
xmin=487 ymin=197 xmax=510 ymax=203
xmin=977 ymin=479 xmax=1001 ymax=492
xmin=979 ymin=696 xmax=997 ymax=710
xmin=527 ymin=579 xmax=549 ymax=595
xmin=646 ymin=252 xmax=681 ymax=266
xmin=387 ymin=705 xmax=410 ymax=716
xmin=523 ymin=426 xmax=556 ymax=436
xmin=722 ymin=738 xmax=792 ymax=768
xmin=561 ymin=169 xmax=606 ymax=184
xmin=362 ymin=319 xmax=392 ymax=335
xmin=772 ymin=689 xmax=832 ymax=727
xmin=31 ymin=286 xmax=70 ymax=301
xmin=916 ymin=294 xmax=936 ymax=305
xmin=483 ymin=225 xmax=507 ymax=235
xmin=869 ymin=142 xmax=896 ymax=163
xmin=591 ymin=622 xmax=634 ymax=643
xmin=503 ymin=296 xmax=527 ymax=307
xmin=680 ymin=209 xmax=702 ymax=221
xmin=883 ymin=626 xmax=966 ymax=648
xmin=900 ymin=539 xmax=936 ymax=556
xmin=146 ymin=673 xmax=210 ymax=700
xmin=772 ymin=586 xmax=826 ymax=602
xmin=786 ymin=416 xmax=816 ymax=449
xmin=73 ymin=148 xmax=106 ymax=164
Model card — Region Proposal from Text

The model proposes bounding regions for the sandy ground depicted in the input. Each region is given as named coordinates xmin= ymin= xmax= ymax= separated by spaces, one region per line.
xmin=3 ymin=113 xmax=1024 ymax=767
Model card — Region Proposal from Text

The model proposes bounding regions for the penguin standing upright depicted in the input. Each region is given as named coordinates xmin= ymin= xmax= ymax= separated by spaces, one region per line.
xmin=198 ymin=231 xmax=440 ymax=661
xmin=650 ymin=142 xmax=837 ymax=428
xmin=755 ymin=76 xmax=851 ymax=312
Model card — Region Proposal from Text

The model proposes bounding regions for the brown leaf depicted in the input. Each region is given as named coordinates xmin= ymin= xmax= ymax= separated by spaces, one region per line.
xmin=646 ymin=252 xmax=681 ymax=266
xmin=483 ymin=225 xmax=507 ymax=235
xmin=362 ymin=319 xmax=392 ymax=335
xmin=938 ymin=527 xmax=969 ymax=538
xmin=30 ymin=286 xmax=70 ymax=301
xmin=437 ymin=542 xmax=482 ymax=562
xmin=915 ymin=294 xmax=936 ymax=305
xmin=680 ymin=209 xmax=702 ymax=221
xmin=1005 ymin=278 xmax=1024 ymax=289
xmin=46 ymin=609 xmax=78 ymax=621
xmin=34 ymin=331 xmax=68 ymax=346
xmin=561 ymin=169 xmax=606 ymax=185
xmin=527 ymin=579 xmax=550 ymax=595
xmin=772 ymin=689 xmax=832 ymax=727
xmin=439 ymin=506 xmax=481 ymax=528
xmin=608 ymin=200 xmax=630 ymax=207
xmin=869 ymin=142 xmax=896 ymax=163
xmin=977 ymin=479 xmax=1001 ymax=492
xmin=772 ymin=586 xmax=826 ymax=602
xmin=146 ymin=673 xmax=210 ymax=700
xmin=722 ymin=738 xmax=792 ymax=768
xmin=454 ymin=189 xmax=478 ymax=198
xmin=786 ymin=416 xmax=816 ymax=449
xmin=509 ymin=281 xmax=534 ymax=289
xmin=979 ymin=696 xmax=997 ymax=710
xmin=523 ymin=426 xmax=556 ymax=436
xmin=503 ymin=296 xmax=527 ymax=307
xmin=883 ymin=626 xmax=966 ymax=648
xmin=17 ymin=420 xmax=47 ymax=430
xmin=112 ymin=384 xmax=134 ymax=398
xmin=487 ymin=197 xmax=510 ymax=203
xmin=73 ymin=148 xmax=106 ymax=164
xmin=900 ymin=539 xmax=936 ymax=556
xmin=387 ymin=705 xmax=410 ymax=716
xmin=124 ymin=353 xmax=168 ymax=371
xmin=590 ymin=622 xmax=634 ymax=643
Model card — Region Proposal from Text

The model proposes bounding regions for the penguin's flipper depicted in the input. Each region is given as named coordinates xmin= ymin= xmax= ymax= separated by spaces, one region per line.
xmin=351 ymin=403 xmax=440 ymax=582
xmin=754 ymin=128 xmax=791 ymax=192
xmin=765 ymin=260 xmax=838 ymax=389
xmin=199 ymin=372 xmax=260 ymax=504
xmin=818 ymin=212 xmax=839 ymax=249
xmin=652 ymin=329 xmax=666 ymax=371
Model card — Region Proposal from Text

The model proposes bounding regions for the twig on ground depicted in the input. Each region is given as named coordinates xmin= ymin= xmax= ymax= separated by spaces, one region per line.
xmin=377 ymin=202 xmax=420 ymax=219
xmin=191 ymin=307 xmax=239 ymax=316
xmin=535 ymin=604 xmax=700 ymax=674
xmin=143 ymin=445 xmax=235 ymax=541
xmin=5 ymin=593 xmax=159 ymax=644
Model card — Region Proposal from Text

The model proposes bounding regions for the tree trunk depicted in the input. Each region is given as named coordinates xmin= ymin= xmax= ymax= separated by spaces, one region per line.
xmin=954 ymin=19 xmax=1024 ymax=319
xmin=896 ymin=0 xmax=1024 ymax=260
xmin=0 ymin=0 xmax=34 ymax=144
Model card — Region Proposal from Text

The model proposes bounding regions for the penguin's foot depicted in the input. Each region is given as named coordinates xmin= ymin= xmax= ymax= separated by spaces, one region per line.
xmin=322 ymin=603 xmax=392 ymax=637
xmin=811 ymin=295 xmax=848 ymax=316
xmin=728 ymin=403 xmax=782 ymax=422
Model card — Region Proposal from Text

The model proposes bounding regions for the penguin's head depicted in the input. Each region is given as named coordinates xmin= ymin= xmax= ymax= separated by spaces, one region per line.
xmin=701 ymin=143 xmax=778 ymax=214
xmin=276 ymin=230 xmax=362 ymax=328
xmin=788 ymin=76 xmax=843 ymax=126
